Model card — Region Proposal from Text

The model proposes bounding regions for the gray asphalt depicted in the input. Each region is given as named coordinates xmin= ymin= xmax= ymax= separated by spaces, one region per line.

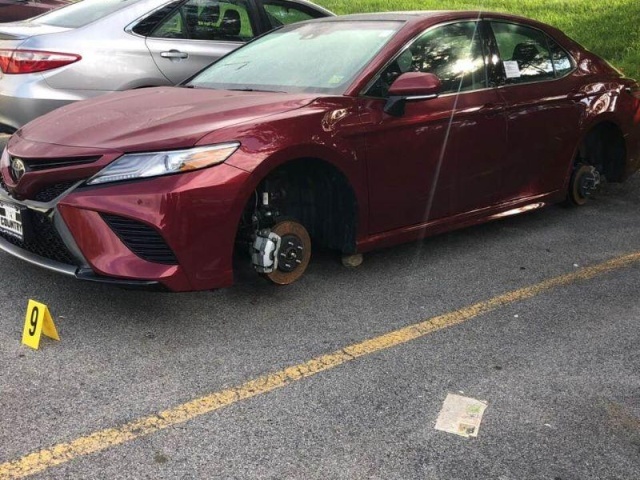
xmin=0 ymin=170 xmax=639 ymax=479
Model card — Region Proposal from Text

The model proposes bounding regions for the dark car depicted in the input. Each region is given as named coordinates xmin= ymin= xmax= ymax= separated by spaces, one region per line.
xmin=1 ymin=12 xmax=639 ymax=292
xmin=0 ymin=0 xmax=70 ymax=22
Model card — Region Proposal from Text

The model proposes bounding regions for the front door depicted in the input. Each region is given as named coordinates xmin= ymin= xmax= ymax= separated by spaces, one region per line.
xmin=360 ymin=21 xmax=509 ymax=234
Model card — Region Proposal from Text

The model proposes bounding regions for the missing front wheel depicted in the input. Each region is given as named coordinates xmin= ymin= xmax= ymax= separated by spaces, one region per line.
xmin=251 ymin=220 xmax=311 ymax=285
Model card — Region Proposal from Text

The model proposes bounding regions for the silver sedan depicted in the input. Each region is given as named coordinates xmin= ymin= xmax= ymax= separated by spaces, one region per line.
xmin=0 ymin=0 xmax=333 ymax=132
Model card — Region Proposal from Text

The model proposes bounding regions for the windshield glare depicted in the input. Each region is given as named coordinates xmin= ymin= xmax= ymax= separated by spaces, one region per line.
xmin=32 ymin=0 xmax=139 ymax=28
xmin=188 ymin=21 xmax=403 ymax=95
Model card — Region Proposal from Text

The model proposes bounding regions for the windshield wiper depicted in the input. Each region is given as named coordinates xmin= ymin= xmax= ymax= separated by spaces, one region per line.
xmin=228 ymin=88 xmax=287 ymax=93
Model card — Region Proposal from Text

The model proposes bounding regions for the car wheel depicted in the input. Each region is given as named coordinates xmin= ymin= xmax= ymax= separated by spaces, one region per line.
xmin=263 ymin=219 xmax=311 ymax=285
xmin=567 ymin=164 xmax=601 ymax=206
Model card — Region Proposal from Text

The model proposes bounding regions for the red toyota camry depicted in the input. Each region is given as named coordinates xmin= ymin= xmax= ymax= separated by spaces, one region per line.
xmin=1 ymin=12 xmax=639 ymax=291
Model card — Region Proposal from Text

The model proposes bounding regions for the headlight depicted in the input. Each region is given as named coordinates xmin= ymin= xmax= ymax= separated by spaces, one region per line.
xmin=87 ymin=142 xmax=240 ymax=186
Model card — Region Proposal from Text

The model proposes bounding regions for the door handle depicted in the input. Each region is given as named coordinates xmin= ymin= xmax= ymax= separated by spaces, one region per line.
xmin=160 ymin=50 xmax=188 ymax=59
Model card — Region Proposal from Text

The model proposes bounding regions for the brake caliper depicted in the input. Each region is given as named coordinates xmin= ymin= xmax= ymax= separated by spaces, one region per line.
xmin=251 ymin=229 xmax=281 ymax=274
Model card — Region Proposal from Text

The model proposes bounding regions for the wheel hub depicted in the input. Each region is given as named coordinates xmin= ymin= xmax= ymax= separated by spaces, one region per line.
xmin=278 ymin=234 xmax=304 ymax=273
xmin=261 ymin=220 xmax=312 ymax=285
xmin=570 ymin=164 xmax=601 ymax=206
xmin=577 ymin=167 xmax=601 ymax=199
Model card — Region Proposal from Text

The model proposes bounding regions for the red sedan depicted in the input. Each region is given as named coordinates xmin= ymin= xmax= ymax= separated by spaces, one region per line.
xmin=1 ymin=11 xmax=639 ymax=291
xmin=0 ymin=0 xmax=70 ymax=22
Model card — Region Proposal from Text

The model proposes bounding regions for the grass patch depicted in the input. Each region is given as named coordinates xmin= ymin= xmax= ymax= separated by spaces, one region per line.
xmin=315 ymin=0 xmax=640 ymax=80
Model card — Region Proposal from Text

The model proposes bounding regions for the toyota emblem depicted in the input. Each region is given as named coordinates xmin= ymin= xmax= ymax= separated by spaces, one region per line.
xmin=10 ymin=157 xmax=26 ymax=182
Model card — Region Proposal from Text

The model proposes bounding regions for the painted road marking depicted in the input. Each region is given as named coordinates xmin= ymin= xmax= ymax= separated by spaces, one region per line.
xmin=2 ymin=251 xmax=640 ymax=479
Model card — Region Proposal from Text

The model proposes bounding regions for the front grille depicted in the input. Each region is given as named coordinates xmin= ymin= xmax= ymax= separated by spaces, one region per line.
xmin=11 ymin=155 xmax=100 ymax=172
xmin=33 ymin=181 xmax=77 ymax=202
xmin=101 ymin=214 xmax=178 ymax=265
xmin=0 ymin=210 xmax=76 ymax=265
xmin=2 ymin=153 xmax=95 ymax=201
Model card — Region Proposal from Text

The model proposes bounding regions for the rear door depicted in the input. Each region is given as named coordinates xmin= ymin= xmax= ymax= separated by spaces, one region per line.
xmin=487 ymin=20 xmax=584 ymax=199
xmin=144 ymin=0 xmax=260 ymax=84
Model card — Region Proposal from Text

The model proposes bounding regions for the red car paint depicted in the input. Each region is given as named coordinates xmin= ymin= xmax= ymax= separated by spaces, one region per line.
xmin=0 ymin=0 xmax=69 ymax=22
xmin=2 ymin=11 xmax=640 ymax=291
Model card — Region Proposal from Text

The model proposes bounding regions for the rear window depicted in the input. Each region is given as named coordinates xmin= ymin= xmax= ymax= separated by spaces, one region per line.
xmin=32 ymin=0 xmax=138 ymax=28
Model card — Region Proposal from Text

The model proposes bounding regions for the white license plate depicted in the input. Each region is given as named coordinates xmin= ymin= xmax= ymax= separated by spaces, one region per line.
xmin=0 ymin=201 xmax=23 ymax=240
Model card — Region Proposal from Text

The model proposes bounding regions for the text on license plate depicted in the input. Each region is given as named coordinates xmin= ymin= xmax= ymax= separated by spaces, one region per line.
xmin=0 ymin=201 xmax=23 ymax=240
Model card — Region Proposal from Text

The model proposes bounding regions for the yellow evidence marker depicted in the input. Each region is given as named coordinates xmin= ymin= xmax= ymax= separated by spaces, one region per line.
xmin=21 ymin=300 xmax=60 ymax=350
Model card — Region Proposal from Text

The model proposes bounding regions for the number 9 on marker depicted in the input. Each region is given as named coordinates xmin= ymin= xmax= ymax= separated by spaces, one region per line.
xmin=21 ymin=299 xmax=59 ymax=350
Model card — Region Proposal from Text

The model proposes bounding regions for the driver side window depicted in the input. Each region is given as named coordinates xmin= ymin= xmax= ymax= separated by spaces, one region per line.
xmin=366 ymin=21 xmax=487 ymax=98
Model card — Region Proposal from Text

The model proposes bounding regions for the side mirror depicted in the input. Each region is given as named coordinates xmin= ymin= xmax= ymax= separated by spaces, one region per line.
xmin=384 ymin=72 xmax=441 ymax=116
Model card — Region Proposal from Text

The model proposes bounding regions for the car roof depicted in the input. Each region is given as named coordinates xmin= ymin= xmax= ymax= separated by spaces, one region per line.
xmin=331 ymin=11 xmax=464 ymax=21
xmin=308 ymin=10 xmax=563 ymax=39
xmin=307 ymin=11 xmax=463 ymax=23
xmin=310 ymin=10 xmax=554 ymax=30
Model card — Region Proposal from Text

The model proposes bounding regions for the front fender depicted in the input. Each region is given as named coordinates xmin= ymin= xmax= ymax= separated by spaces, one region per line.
xmin=199 ymin=98 xmax=371 ymax=238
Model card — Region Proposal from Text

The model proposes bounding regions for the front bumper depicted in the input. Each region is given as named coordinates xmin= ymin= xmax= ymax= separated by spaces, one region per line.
xmin=0 ymin=141 xmax=251 ymax=292
xmin=0 ymin=235 xmax=166 ymax=290
xmin=0 ymin=185 xmax=166 ymax=290
xmin=0 ymin=230 xmax=76 ymax=276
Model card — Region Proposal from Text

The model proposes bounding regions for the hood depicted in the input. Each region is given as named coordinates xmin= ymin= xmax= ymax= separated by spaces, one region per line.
xmin=18 ymin=87 xmax=317 ymax=152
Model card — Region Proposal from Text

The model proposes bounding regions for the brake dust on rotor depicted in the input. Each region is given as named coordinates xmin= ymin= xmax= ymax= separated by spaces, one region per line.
xmin=251 ymin=220 xmax=311 ymax=285
xmin=570 ymin=164 xmax=602 ymax=205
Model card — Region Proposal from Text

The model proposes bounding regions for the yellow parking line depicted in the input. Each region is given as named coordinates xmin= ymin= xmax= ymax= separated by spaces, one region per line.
xmin=2 ymin=251 xmax=640 ymax=479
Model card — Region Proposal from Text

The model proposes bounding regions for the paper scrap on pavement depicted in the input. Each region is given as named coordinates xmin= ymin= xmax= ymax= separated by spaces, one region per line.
xmin=435 ymin=393 xmax=488 ymax=438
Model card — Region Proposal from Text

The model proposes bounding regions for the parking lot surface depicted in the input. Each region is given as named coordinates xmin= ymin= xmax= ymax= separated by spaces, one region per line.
xmin=1 ymin=170 xmax=640 ymax=479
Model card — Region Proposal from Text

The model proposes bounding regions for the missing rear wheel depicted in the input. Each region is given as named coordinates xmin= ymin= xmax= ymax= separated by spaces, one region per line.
xmin=568 ymin=164 xmax=601 ymax=206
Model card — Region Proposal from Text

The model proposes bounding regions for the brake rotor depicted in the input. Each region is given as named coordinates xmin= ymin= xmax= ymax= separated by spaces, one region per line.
xmin=570 ymin=164 xmax=601 ymax=206
xmin=263 ymin=220 xmax=311 ymax=285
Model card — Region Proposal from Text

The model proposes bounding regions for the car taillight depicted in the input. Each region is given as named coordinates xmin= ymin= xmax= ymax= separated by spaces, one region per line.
xmin=0 ymin=49 xmax=81 ymax=74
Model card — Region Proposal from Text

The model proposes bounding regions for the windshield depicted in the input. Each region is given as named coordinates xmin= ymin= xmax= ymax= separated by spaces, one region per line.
xmin=32 ymin=0 xmax=139 ymax=28
xmin=188 ymin=20 xmax=403 ymax=95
